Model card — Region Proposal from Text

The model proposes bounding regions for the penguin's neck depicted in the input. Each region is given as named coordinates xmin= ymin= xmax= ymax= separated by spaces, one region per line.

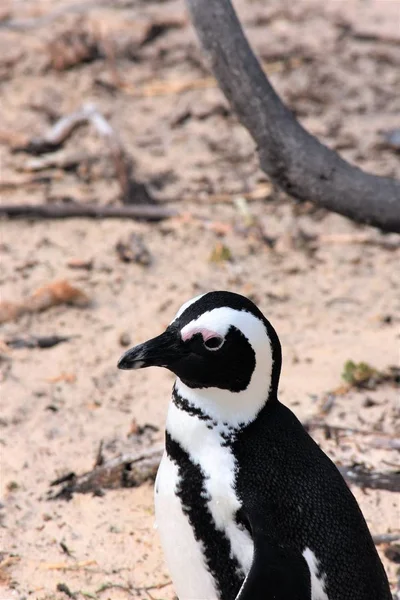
xmin=166 ymin=384 xmax=237 ymax=452
xmin=165 ymin=385 xmax=251 ymax=548
xmin=172 ymin=374 xmax=273 ymax=429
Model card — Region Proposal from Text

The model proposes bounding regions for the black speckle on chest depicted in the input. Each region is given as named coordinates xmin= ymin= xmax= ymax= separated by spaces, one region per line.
xmin=166 ymin=432 xmax=244 ymax=600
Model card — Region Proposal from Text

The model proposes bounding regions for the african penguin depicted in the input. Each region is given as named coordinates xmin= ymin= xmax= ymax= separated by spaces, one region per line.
xmin=118 ymin=291 xmax=391 ymax=600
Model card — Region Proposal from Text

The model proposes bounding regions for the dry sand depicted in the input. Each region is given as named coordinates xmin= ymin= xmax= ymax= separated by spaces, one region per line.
xmin=0 ymin=0 xmax=399 ymax=598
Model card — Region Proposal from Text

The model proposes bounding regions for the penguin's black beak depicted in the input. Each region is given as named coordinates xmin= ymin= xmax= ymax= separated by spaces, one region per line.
xmin=117 ymin=328 xmax=181 ymax=371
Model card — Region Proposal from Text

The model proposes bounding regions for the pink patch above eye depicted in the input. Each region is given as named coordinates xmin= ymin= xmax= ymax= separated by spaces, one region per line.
xmin=182 ymin=327 xmax=221 ymax=343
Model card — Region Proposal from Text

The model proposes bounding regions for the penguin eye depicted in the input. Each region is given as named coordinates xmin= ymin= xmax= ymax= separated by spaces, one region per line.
xmin=203 ymin=336 xmax=224 ymax=351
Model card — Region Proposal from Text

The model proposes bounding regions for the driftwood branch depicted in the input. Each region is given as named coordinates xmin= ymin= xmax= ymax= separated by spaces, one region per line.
xmin=48 ymin=445 xmax=163 ymax=500
xmin=48 ymin=443 xmax=400 ymax=500
xmin=15 ymin=103 xmax=155 ymax=205
xmin=186 ymin=0 xmax=400 ymax=233
xmin=338 ymin=465 xmax=400 ymax=493
xmin=0 ymin=203 xmax=177 ymax=221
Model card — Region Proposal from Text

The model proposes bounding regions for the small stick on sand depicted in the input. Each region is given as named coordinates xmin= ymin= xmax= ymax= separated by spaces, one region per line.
xmin=0 ymin=203 xmax=177 ymax=221
xmin=372 ymin=533 xmax=400 ymax=545
xmin=14 ymin=103 xmax=155 ymax=205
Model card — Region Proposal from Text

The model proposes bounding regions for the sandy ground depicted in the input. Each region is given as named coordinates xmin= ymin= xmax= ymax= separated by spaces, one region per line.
xmin=0 ymin=0 xmax=399 ymax=598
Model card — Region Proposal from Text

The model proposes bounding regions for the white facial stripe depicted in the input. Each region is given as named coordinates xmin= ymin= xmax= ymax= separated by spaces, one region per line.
xmin=176 ymin=307 xmax=273 ymax=426
xmin=171 ymin=293 xmax=206 ymax=323
xmin=166 ymin=403 xmax=254 ymax=575
xmin=181 ymin=306 xmax=238 ymax=339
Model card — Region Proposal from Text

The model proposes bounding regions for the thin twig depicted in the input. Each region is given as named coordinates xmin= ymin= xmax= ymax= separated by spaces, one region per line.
xmin=5 ymin=334 xmax=76 ymax=349
xmin=304 ymin=421 xmax=400 ymax=450
xmin=0 ymin=203 xmax=177 ymax=221
xmin=96 ymin=58 xmax=300 ymax=98
xmin=96 ymin=580 xmax=172 ymax=598
xmin=373 ymin=533 xmax=400 ymax=545
xmin=0 ymin=0 xmax=111 ymax=31
xmin=338 ymin=465 xmax=400 ymax=493
xmin=41 ymin=560 xmax=97 ymax=571
xmin=15 ymin=103 xmax=155 ymax=205
xmin=96 ymin=583 xmax=135 ymax=596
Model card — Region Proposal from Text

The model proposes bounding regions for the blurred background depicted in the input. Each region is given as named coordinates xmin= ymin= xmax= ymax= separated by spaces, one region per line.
xmin=0 ymin=0 xmax=399 ymax=598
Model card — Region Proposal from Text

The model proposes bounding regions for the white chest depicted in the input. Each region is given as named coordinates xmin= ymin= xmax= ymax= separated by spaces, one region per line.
xmin=154 ymin=402 xmax=254 ymax=600
xmin=155 ymin=452 xmax=219 ymax=600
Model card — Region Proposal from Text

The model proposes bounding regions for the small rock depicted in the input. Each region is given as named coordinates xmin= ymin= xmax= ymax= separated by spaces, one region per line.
xmin=119 ymin=332 xmax=131 ymax=347
xmin=363 ymin=397 xmax=378 ymax=408
xmin=380 ymin=314 xmax=392 ymax=324
xmin=115 ymin=233 xmax=152 ymax=266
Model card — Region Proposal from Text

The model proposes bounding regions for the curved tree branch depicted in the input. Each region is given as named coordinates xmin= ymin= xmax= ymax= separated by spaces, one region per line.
xmin=186 ymin=0 xmax=400 ymax=233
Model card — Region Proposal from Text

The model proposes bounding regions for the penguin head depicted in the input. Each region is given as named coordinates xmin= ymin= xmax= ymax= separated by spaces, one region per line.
xmin=118 ymin=291 xmax=281 ymax=423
